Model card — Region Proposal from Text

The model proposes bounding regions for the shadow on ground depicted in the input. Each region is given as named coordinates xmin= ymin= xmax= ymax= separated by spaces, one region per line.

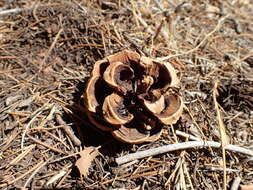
xmin=62 ymin=79 xmax=132 ymax=156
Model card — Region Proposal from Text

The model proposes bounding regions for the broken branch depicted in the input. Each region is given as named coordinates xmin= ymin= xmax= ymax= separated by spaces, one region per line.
xmin=115 ymin=141 xmax=253 ymax=165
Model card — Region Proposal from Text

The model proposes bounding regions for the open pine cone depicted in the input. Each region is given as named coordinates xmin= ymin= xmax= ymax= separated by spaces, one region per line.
xmin=84 ymin=50 xmax=184 ymax=144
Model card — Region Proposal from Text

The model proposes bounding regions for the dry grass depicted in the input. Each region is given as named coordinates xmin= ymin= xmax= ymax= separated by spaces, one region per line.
xmin=0 ymin=0 xmax=253 ymax=189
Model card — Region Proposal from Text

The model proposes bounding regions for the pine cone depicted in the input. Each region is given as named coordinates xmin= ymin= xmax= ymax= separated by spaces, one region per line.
xmin=84 ymin=50 xmax=184 ymax=144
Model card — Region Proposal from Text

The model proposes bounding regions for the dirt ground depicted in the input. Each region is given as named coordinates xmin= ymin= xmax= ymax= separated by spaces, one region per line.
xmin=0 ymin=0 xmax=253 ymax=189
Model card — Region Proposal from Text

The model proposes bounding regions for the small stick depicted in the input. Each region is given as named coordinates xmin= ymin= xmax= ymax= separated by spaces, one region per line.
xmin=0 ymin=8 xmax=32 ymax=16
xmin=56 ymin=114 xmax=81 ymax=146
xmin=115 ymin=141 xmax=253 ymax=165
xmin=230 ymin=177 xmax=241 ymax=190
xmin=204 ymin=166 xmax=239 ymax=172
xmin=175 ymin=130 xmax=201 ymax=141
xmin=0 ymin=3 xmax=60 ymax=16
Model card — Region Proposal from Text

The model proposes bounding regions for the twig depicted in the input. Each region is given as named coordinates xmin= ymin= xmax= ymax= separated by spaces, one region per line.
xmin=56 ymin=114 xmax=81 ymax=146
xmin=175 ymin=130 xmax=201 ymax=141
xmin=0 ymin=8 xmax=32 ymax=16
xmin=0 ymin=3 xmax=61 ymax=16
xmin=204 ymin=166 xmax=239 ymax=172
xmin=115 ymin=141 xmax=253 ymax=165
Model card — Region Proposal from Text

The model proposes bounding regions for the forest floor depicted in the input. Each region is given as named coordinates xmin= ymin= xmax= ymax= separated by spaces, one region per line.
xmin=0 ymin=0 xmax=253 ymax=189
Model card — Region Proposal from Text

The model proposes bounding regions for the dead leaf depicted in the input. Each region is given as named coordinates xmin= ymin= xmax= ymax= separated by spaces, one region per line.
xmin=75 ymin=147 xmax=99 ymax=177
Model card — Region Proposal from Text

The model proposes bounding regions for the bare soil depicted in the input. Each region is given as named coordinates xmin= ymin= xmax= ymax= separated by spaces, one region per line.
xmin=0 ymin=0 xmax=253 ymax=189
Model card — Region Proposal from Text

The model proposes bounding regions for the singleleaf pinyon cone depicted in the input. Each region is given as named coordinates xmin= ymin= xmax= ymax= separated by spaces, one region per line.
xmin=84 ymin=50 xmax=184 ymax=144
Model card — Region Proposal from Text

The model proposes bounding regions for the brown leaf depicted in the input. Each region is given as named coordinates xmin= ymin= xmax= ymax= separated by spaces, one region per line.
xmin=75 ymin=147 xmax=99 ymax=177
